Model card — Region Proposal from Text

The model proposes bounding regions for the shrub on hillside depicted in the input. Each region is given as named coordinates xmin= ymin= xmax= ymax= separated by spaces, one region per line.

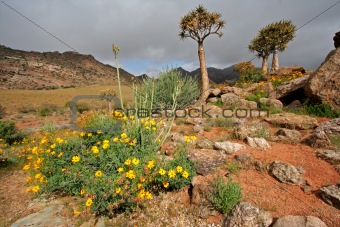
xmin=0 ymin=120 xmax=25 ymax=145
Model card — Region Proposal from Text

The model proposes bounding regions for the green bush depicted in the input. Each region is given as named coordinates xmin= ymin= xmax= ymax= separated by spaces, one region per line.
xmin=0 ymin=120 xmax=25 ymax=145
xmin=237 ymin=69 xmax=264 ymax=84
xmin=288 ymin=103 xmax=340 ymax=118
xmin=138 ymin=67 xmax=200 ymax=110
xmin=210 ymin=177 xmax=242 ymax=214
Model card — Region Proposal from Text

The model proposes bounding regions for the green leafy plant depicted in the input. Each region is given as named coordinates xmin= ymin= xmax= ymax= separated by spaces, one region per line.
xmin=288 ymin=103 xmax=340 ymax=118
xmin=210 ymin=177 xmax=242 ymax=214
xmin=0 ymin=120 xmax=26 ymax=145
xmin=212 ymin=99 xmax=224 ymax=107
xmin=225 ymin=161 xmax=241 ymax=175
xmin=237 ymin=69 xmax=264 ymax=85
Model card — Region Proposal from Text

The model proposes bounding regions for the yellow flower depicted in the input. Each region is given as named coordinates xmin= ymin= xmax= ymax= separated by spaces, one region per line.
xmin=95 ymin=170 xmax=103 ymax=177
xmin=145 ymin=191 xmax=152 ymax=199
xmin=56 ymin=137 xmax=63 ymax=144
xmin=121 ymin=133 xmax=127 ymax=139
xmin=147 ymin=160 xmax=155 ymax=169
xmin=132 ymin=158 xmax=139 ymax=165
xmin=87 ymin=133 xmax=92 ymax=137
xmin=116 ymin=187 xmax=121 ymax=194
xmin=26 ymin=177 xmax=32 ymax=182
xmin=27 ymin=155 xmax=33 ymax=160
xmin=80 ymin=132 xmax=86 ymax=137
xmin=117 ymin=167 xmax=124 ymax=173
xmin=26 ymin=187 xmax=31 ymax=193
xmin=126 ymin=170 xmax=135 ymax=179
xmin=62 ymin=168 xmax=66 ymax=172
xmin=163 ymin=182 xmax=169 ymax=188
xmin=182 ymin=171 xmax=189 ymax=178
xmin=32 ymin=185 xmax=40 ymax=193
xmin=74 ymin=210 xmax=81 ymax=215
xmin=145 ymin=126 xmax=150 ymax=130
xmin=97 ymin=130 xmax=102 ymax=134
xmin=190 ymin=136 xmax=197 ymax=141
xmin=122 ymin=116 xmax=128 ymax=121
xmin=39 ymin=176 xmax=45 ymax=183
xmin=23 ymin=164 xmax=30 ymax=170
xmin=113 ymin=137 xmax=119 ymax=142
xmin=152 ymin=127 xmax=156 ymax=131
xmin=168 ymin=169 xmax=176 ymax=178
xmin=35 ymin=173 xmax=42 ymax=179
xmin=102 ymin=143 xmax=109 ymax=149
xmin=138 ymin=189 xmax=145 ymax=198
xmin=85 ymin=198 xmax=93 ymax=207
xmin=129 ymin=116 xmax=135 ymax=120
xmin=80 ymin=189 xmax=85 ymax=195
xmin=125 ymin=159 xmax=131 ymax=165
xmin=40 ymin=139 xmax=47 ymax=145
xmin=92 ymin=146 xmax=99 ymax=154
xmin=137 ymin=183 xmax=143 ymax=190
xmin=176 ymin=166 xmax=183 ymax=173
xmin=57 ymin=152 xmax=63 ymax=158
xmin=103 ymin=140 xmax=109 ymax=144
xmin=50 ymin=144 xmax=56 ymax=149
xmin=72 ymin=156 xmax=80 ymax=163
xmin=158 ymin=168 xmax=166 ymax=176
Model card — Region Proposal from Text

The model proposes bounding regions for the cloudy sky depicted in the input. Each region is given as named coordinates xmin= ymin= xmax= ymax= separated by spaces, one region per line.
xmin=1 ymin=0 xmax=339 ymax=76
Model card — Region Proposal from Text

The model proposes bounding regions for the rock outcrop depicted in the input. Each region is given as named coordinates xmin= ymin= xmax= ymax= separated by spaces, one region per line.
xmin=265 ymin=113 xmax=318 ymax=130
xmin=304 ymin=48 xmax=340 ymax=110
xmin=334 ymin=31 xmax=340 ymax=48
xmin=319 ymin=183 xmax=340 ymax=209
xmin=268 ymin=161 xmax=305 ymax=185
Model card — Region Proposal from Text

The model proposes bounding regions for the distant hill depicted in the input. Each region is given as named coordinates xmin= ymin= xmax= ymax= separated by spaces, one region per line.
xmin=135 ymin=74 xmax=150 ymax=82
xmin=176 ymin=66 xmax=239 ymax=84
xmin=0 ymin=45 xmax=135 ymax=90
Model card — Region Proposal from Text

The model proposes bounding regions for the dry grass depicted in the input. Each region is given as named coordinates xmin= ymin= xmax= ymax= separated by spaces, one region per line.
xmin=0 ymin=84 xmax=133 ymax=114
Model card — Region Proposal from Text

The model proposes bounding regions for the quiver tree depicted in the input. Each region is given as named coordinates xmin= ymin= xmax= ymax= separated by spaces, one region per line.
xmin=249 ymin=20 xmax=296 ymax=73
xmin=179 ymin=5 xmax=225 ymax=102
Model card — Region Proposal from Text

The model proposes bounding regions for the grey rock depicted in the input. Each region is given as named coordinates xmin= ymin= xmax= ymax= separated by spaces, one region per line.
xmin=319 ymin=183 xmax=340 ymax=209
xmin=11 ymin=204 xmax=72 ymax=227
xmin=259 ymin=98 xmax=283 ymax=109
xmin=196 ymin=139 xmax=215 ymax=149
xmin=193 ymin=125 xmax=203 ymax=133
xmin=214 ymin=141 xmax=246 ymax=154
xmin=210 ymin=88 xmax=222 ymax=97
xmin=221 ymin=93 xmax=257 ymax=109
xmin=265 ymin=112 xmax=318 ymax=130
xmin=304 ymin=48 xmax=340 ymax=110
xmin=221 ymin=86 xmax=252 ymax=97
xmin=207 ymin=97 xmax=218 ymax=103
xmin=187 ymin=149 xmax=226 ymax=176
xmin=274 ymin=128 xmax=302 ymax=144
xmin=272 ymin=215 xmax=327 ymax=227
xmin=233 ymin=154 xmax=264 ymax=171
xmin=246 ymin=137 xmax=271 ymax=150
xmin=268 ymin=161 xmax=305 ymax=185
xmin=234 ymin=122 xmax=269 ymax=140
xmin=316 ymin=149 xmax=340 ymax=164
xmin=222 ymin=202 xmax=273 ymax=227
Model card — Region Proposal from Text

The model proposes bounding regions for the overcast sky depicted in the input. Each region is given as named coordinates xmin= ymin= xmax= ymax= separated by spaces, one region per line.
xmin=1 ymin=0 xmax=339 ymax=76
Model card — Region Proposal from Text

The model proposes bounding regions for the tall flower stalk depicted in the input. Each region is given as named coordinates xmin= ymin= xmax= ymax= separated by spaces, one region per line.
xmin=112 ymin=44 xmax=124 ymax=109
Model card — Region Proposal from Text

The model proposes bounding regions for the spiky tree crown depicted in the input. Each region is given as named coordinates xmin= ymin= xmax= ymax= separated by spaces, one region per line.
xmin=179 ymin=4 xmax=226 ymax=42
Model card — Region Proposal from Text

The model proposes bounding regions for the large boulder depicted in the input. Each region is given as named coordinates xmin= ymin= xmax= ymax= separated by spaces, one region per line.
xmin=265 ymin=112 xmax=318 ymax=130
xmin=222 ymin=202 xmax=273 ymax=227
xmin=334 ymin=31 xmax=340 ymax=48
xmin=214 ymin=141 xmax=246 ymax=154
xmin=272 ymin=215 xmax=327 ymax=227
xmin=304 ymin=48 xmax=340 ymax=110
xmin=302 ymin=118 xmax=340 ymax=148
xmin=316 ymin=149 xmax=340 ymax=165
xmin=269 ymin=75 xmax=309 ymax=103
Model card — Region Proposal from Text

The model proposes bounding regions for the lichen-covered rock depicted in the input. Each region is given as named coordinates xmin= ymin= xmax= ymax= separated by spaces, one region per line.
xmin=265 ymin=112 xmax=318 ymax=130
xmin=319 ymin=183 xmax=340 ymax=209
xmin=246 ymin=137 xmax=271 ymax=150
xmin=187 ymin=149 xmax=226 ymax=176
xmin=222 ymin=202 xmax=273 ymax=227
xmin=272 ymin=215 xmax=327 ymax=227
xmin=233 ymin=154 xmax=264 ymax=171
xmin=316 ymin=149 xmax=340 ymax=164
xmin=268 ymin=161 xmax=305 ymax=185
xmin=259 ymin=98 xmax=283 ymax=109
xmin=196 ymin=139 xmax=215 ymax=149
xmin=221 ymin=93 xmax=257 ymax=109
xmin=272 ymin=128 xmax=302 ymax=144
xmin=304 ymin=48 xmax=340 ymax=110
xmin=214 ymin=141 xmax=246 ymax=154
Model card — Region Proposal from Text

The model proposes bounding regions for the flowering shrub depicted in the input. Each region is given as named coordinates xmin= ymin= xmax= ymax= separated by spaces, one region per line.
xmin=267 ymin=71 xmax=304 ymax=87
xmin=23 ymin=112 xmax=196 ymax=216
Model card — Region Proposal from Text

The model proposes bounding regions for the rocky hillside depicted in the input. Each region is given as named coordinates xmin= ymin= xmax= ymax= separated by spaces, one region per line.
xmin=0 ymin=45 xmax=135 ymax=90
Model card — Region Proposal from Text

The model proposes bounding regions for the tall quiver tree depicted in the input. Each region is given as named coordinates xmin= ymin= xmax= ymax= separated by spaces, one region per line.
xmin=179 ymin=5 xmax=225 ymax=102
xmin=249 ymin=32 xmax=272 ymax=74
xmin=267 ymin=20 xmax=296 ymax=71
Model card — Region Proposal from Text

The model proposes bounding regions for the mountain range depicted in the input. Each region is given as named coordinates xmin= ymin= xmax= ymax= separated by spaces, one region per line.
xmin=0 ymin=45 xmax=239 ymax=90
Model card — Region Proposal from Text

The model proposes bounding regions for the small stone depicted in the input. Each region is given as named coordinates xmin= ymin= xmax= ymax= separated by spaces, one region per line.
xmin=246 ymin=137 xmax=271 ymax=150
xmin=214 ymin=141 xmax=246 ymax=154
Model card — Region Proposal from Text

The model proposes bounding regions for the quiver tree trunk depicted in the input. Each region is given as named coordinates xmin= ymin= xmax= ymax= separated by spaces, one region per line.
xmin=198 ymin=41 xmax=209 ymax=102
xmin=272 ymin=49 xmax=279 ymax=71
